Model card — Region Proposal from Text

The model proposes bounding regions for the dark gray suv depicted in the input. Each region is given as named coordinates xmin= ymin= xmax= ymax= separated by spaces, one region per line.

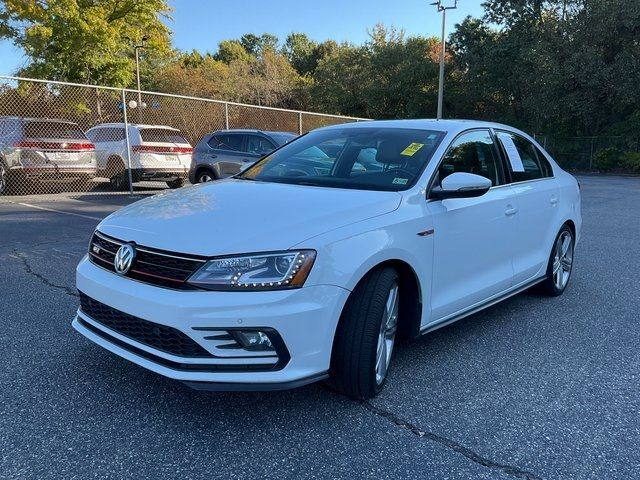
xmin=189 ymin=129 xmax=296 ymax=183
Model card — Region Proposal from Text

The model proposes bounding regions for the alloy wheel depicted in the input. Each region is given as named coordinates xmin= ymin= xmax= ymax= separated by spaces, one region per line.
xmin=375 ymin=282 xmax=399 ymax=385
xmin=198 ymin=173 xmax=213 ymax=183
xmin=552 ymin=231 xmax=573 ymax=290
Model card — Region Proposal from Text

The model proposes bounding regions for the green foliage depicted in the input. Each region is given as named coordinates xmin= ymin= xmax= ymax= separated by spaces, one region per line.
xmin=621 ymin=152 xmax=640 ymax=172
xmin=593 ymin=148 xmax=622 ymax=171
xmin=0 ymin=0 xmax=172 ymax=87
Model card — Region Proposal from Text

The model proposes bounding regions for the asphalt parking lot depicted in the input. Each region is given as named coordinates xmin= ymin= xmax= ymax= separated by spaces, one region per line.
xmin=1 ymin=175 xmax=639 ymax=480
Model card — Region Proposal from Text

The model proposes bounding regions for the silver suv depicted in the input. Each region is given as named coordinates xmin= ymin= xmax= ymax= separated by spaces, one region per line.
xmin=0 ymin=117 xmax=97 ymax=195
xmin=189 ymin=129 xmax=296 ymax=183
xmin=86 ymin=124 xmax=192 ymax=190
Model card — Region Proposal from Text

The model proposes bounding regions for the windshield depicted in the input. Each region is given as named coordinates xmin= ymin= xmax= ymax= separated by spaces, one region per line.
xmin=238 ymin=127 xmax=446 ymax=191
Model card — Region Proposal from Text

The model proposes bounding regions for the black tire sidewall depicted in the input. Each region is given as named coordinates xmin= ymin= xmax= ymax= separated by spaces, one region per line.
xmin=329 ymin=267 xmax=399 ymax=399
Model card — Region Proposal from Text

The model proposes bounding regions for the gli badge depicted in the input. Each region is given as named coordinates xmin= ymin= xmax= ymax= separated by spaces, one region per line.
xmin=114 ymin=244 xmax=136 ymax=275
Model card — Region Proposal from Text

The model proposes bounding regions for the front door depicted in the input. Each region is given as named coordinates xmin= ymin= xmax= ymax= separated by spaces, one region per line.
xmin=427 ymin=129 xmax=517 ymax=321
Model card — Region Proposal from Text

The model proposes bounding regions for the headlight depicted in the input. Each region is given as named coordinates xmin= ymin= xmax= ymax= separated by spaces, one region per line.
xmin=187 ymin=250 xmax=316 ymax=291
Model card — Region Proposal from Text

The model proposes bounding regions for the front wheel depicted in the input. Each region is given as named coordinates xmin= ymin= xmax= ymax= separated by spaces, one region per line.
xmin=328 ymin=267 xmax=400 ymax=399
xmin=539 ymin=225 xmax=574 ymax=296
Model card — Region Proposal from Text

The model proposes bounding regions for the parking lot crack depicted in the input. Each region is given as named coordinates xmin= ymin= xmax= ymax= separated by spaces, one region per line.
xmin=11 ymin=250 xmax=78 ymax=298
xmin=361 ymin=401 xmax=542 ymax=480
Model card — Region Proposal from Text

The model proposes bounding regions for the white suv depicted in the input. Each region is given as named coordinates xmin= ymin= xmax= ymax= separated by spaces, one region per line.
xmin=86 ymin=124 xmax=192 ymax=190
xmin=73 ymin=120 xmax=582 ymax=399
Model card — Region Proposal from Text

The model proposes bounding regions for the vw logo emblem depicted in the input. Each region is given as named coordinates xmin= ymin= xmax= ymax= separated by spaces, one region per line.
xmin=114 ymin=244 xmax=136 ymax=275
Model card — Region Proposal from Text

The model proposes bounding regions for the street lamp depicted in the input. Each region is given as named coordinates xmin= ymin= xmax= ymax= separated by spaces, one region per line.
xmin=134 ymin=36 xmax=148 ymax=115
xmin=430 ymin=0 xmax=459 ymax=120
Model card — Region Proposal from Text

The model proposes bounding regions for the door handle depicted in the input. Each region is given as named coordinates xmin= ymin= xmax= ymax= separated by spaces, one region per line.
xmin=208 ymin=154 xmax=217 ymax=159
xmin=242 ymin=158 xmax=253 ymax=162
xmin=505 ymin=205 xmax=518 ymax=216
xmin=550 ymin=195 xmax=558 ymax=206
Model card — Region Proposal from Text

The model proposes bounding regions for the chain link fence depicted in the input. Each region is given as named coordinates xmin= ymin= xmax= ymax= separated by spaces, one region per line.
xmin=536 ymin=134 xmax=640 ymax=171
xmin=0 ymin=76 xmax=365 ymax=197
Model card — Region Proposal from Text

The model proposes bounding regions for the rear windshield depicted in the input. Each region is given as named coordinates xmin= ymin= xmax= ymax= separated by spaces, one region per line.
xmin=140 ymin=128 xmax=189 ymax=144
xmin=24 ymin=121 xmax=87 ymax=140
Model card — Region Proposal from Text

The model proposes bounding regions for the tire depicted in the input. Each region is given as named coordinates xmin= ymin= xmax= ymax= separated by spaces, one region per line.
xmin=0 ymin=161 xmax=8 ymax=195
xmin=195 ymin=168 xmax=216 ymax=183
xmin=106 ymin=157 xmax=130 ymax=191
xmin=538 ymin=224 xmax=574 ymax=296
xmin=328 ymin=267 xmax=400 ymax=399
xmin=166 ymin=178 xmax=184 ymax=189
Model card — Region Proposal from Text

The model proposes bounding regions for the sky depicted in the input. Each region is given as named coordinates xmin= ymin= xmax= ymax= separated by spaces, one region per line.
xmin=0 ymin=0 xmax=486 ymax=76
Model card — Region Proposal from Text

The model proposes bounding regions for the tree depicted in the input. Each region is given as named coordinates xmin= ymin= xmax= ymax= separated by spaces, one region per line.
xmin=283 ymin=33 xmax=318 ymax=76
xmin=0 ymin=0 xmax=172 ymax=87
xmin=239 ymin=33 xmax=279 ymax=56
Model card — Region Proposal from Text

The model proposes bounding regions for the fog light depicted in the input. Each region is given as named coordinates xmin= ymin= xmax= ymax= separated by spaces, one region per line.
xmin=232 ymin=331 xmax=274 ymax=351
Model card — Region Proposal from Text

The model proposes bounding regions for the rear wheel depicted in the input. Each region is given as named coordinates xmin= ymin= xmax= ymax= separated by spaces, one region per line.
xmin=106 ymin=157 xmax=130 ymax=191
xmin=166 ymin=178 xmax=184 ymax=189
xmin=329 ymin=267 xmax=400 ymax=399
xmin=539 ymin=225 xmax=574 ymax=296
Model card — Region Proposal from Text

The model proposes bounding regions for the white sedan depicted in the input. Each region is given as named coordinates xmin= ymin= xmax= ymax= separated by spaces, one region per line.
xmin=72 ymin=120 xmax=581 ymax=399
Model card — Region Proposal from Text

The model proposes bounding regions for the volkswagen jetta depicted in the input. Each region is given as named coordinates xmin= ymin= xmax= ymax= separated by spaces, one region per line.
xmin=72 ymin=120 xmax=581 ymax=399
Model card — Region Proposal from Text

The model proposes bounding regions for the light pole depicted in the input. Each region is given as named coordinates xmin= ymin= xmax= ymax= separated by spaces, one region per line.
xmin=430 ymin=0 xmax=459 ymax=120
xmin=134 ymin=36 xmax=148 ymax=121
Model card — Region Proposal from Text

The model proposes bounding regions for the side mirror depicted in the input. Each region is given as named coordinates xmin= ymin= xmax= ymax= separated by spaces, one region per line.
xmin=429 ymin=172 xmax=492 ymax=200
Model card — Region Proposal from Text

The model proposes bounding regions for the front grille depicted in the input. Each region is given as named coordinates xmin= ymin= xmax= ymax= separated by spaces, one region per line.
xmin=88 ymin=231 xmax=206 ymax=290
xmin=79 ymin=292 xmax=212 ymax=358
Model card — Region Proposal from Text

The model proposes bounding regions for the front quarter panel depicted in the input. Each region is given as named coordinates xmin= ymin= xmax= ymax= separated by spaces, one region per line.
xmin=293 ymin=192 xmax=434 ymax=329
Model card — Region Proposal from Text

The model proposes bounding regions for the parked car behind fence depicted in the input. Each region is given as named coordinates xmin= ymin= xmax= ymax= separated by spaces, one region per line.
xmin=86 ymin=123 xmax=193 ymax=190
xmin=189 ymin=129 xmax=296 ymax=183
xmin=0 ymin=117 xmax=97 ymax=195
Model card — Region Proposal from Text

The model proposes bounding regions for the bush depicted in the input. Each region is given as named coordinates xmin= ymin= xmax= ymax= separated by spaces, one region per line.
xmin=592 ymin=147 xmax=621 ymax=170
xmin=621 ymin=152 xmax=640 ymax=172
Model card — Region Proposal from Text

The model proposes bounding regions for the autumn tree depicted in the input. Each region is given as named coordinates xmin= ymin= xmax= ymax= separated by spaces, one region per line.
xmin=0 ymin=0 xmax=172 ymax=87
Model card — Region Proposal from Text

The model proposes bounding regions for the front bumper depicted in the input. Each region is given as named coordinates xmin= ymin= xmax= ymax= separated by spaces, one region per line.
xmin=73 ymin=256 xmax=349 ymax=390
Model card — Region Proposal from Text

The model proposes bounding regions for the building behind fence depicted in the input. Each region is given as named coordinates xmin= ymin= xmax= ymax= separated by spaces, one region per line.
xmin=0 ymin=75 xmax=365 ymax=196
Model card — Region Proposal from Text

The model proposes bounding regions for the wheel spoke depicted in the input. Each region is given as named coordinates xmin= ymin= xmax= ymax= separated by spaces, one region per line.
xmin=375 ymin=282 xmax=399 ymax=385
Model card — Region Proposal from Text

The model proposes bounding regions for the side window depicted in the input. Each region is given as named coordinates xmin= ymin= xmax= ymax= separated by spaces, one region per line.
xmin=437 ymin=130 xmax=504 ymax=186
xmin=246 ymin=135 xmax=275 ymax=155
xmin=208 ymin=134 xmax=243 ymax=152
xmin=498 ymin=132 xmax=552 ymax=181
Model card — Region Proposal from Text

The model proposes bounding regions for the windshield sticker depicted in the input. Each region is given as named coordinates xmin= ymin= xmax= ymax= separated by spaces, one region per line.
xmin=392 ymin=177 xmax=409 ymax=185
xmin=400 ymin=142 xmax=424 ymax=156
xmin=497 ymin=133 xmax=525 ymax=172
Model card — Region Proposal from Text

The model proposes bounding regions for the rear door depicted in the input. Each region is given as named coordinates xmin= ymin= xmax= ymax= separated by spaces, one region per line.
xmin=427 ymin=129 xmax=517 ymax=321
xmin=495 ymin=130 xmax=560 ymax=284
xmin=138 ymin=127 xmax=192 ymax=170
xmin=23 ymin=120 xmax=95 ymax=171
xmin=208 ymin=133 xmax=247 ymax=177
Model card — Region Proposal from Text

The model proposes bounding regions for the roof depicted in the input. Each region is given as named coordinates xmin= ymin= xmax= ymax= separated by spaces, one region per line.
xmin=87 ymin=123 xmax=180 ymax=130
xmin=0 ymin=116 xmax=80 ymax=125
xmin=211 ymin=129 xmax=297 ymax=136
xmin=319 ymin=119 xmax=526 ymax=136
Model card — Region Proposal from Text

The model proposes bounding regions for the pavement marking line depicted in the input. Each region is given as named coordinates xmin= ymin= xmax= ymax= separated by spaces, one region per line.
xmin=17 ymin=202 xmax=103 ymax=221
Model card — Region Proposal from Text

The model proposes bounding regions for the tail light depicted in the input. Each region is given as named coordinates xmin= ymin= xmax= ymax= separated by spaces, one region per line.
xmin=132 ymin=145 xmax=193 ymax=154
xmin=13 ymin=141 xmax=95 ymax=151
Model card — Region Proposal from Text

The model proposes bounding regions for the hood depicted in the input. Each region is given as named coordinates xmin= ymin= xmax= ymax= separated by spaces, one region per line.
xmin=97 ymin=180 xmax=401 ymax=256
